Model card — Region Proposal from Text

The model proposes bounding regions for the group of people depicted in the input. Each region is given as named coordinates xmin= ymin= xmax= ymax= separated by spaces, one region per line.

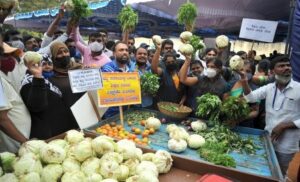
xmin=0 ymin=9 xmax=299 ymax=176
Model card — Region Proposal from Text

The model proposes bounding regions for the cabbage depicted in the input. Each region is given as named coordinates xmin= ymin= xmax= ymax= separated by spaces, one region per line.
xmin=117 ymin=139 xmax=137 ymax=160
xmin=136 ymin=161 xmax=158 ymax=177
xmin=123 ymin=158 xmax=139 ymax=176
xmin=100 ymin=152 xmax=123 ymax=164
xmin=145 ymin=117 xmax=161 ymax=130
xmin=138 ymin=171 xmax=159 ymax=182
xmin=68 ymin=139 xmax=93 ymax=162
xmin=152 ymin=150 xmax=173 ymax=174
xmin=135 ymin=148 xmax=143 ymax=161
xmin=81 ymin=157 xmax=101 ymax=176
xmin=0 ymin=152 xmax=16 ymax=172
xmin=62 ymin=158 xmax=80 ymax=173
xmin=188 ymin=134 xmax=205 ymax=149
xmin=117 ymin=165 xmax=130 ymax=181
xmin=92 ymin=136 xmax=117 ymax=156
xmin=41 ymin=164 xmax=63 ymax=182
xmin=18 ymin=140 xmax=47 ymax=157
xmin=141 ymin=153 xmax=155 ymax=162
xmin=49 ymin=139 xmax=68 ymax=149
xmin=99 ymin=160 xmax=121 ymax=179
xmin=168 ymin=138 xmax=187 ymax=153
xmin=19 ymin=172 xmax=40 ymax=182
xmin=229 ymin=55 xmax=244 ymax=71
xmin=23 ymin=51 xmax=42 ymax=64
xmin=65 ymin=130 xmax=84 ymax=145
xmin=169 ymin=127 xmax=189 ymax=141
xmin=0 ymin=173 xmax=18 ymax=182
xmin=61 ymin=171 xmax=87 ymax=182
xmin=13 ymin=153 xmax=42 ymax=177
xmin=40 ymin=144 xmax=66 ymax=164
xmin=87 ymin=173 xmax=102 ymax=182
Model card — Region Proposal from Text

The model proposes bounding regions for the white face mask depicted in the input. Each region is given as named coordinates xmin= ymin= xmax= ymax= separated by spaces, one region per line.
xmin=206 ymin=68 xmax=217 ymax=78
xmin=275 ymin=74 xmax=291 ymax=85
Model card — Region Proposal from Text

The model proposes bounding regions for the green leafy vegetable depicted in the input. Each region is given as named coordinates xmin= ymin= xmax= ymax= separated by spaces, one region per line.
xmin=124 ymin=111 xmax=157 ymax=124
xmin=221 ymin=96 xmax=251 ymax=128
xmin=70 ymin=0 xmax=92 ymax=21
xmin=160 ymin=105 xmax=178 ymax=112
xmin=189 ymin=35 xmax=205 ymax=56
xmin=177 ymin=2 xmax=198 ymax=32
xmin=140 ymin=73 xmax=160 ymax=96
xmin=118 ymin=5 xmax=139 ymax=32
xmin=195 ymin=93 xmax=222 ymax=126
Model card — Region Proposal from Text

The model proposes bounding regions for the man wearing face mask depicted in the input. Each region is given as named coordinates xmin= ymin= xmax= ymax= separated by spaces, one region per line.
xmin=179 ymin=56 xmax=229 ymax=114
xmin=72 ymin=27 xmax=111 ymax=68
xmin=151 ymin=40 xmax=186 ymax=108
xmin=0 ymin=40 xmax=30 ymax=152
xmin=101 ymin=41 xmax=135 ymax=118
xmin=20 ymin=41 xmax=83 ymax=139
xmin=241 ymin=55 xmax=300 ymax=175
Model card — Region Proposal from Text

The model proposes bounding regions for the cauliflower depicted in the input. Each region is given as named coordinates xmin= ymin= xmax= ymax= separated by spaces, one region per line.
xmin=152 ymin=35 xmax=162 ymax=45
xmin=215 ymin=35 xmax=229 ymax=48
xmin=180 ymin=31 xmax=193 ymax=43
xmin=229 ymin=55 xmax=244 ymax=71
xmin=178 ymin=44 xmax=194 ymax=55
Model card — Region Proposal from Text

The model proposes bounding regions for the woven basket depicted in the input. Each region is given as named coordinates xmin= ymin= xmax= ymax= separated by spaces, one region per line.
xmin=157 ymin=101 xmax=192 ymax=119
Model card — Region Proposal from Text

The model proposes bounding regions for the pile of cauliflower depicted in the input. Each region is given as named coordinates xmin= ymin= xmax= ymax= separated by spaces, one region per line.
xmin=167 ymin=120 xmax=207 ymax=153
xmin=0 ymin=130 xmax=173 ymax=182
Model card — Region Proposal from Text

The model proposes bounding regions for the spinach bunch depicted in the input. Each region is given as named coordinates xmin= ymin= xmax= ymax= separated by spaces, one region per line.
xmin=195 ymin=93 xmax=222 ymax=126
xmin=140 ymin=72 xmax=160 ymax=96
xmin=71 ymin=0 xmax=92 ymax=21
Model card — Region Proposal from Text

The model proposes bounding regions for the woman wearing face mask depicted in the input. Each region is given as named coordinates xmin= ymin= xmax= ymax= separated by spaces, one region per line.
xmin=20 ymin=41 xmax=83 ymax=139
xmin=151 ymin=42 xmax=186 ymax=108
xmin=179 ymin=55 xmax=229 ymax=115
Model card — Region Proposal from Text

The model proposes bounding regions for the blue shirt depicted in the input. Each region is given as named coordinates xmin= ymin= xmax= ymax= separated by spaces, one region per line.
xmin=101 ymin=60 xmax=136 ymax=119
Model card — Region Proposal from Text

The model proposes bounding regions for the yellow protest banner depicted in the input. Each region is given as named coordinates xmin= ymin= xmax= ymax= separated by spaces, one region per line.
xmin=97 ymin=72 xmax=142 ymax=107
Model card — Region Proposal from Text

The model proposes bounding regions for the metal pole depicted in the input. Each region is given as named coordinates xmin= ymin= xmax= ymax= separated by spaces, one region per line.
xmin=285 ymin=0 xmax=296 ymax=56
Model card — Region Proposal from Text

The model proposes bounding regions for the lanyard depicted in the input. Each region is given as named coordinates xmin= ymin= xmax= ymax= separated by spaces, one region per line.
xmin=272 ymin=86 xmax=278 ymax=109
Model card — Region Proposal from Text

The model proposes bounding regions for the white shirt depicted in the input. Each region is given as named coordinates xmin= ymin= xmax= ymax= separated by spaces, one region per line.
xmin=38 ymin=33 xmax=69 ymax=56
xmin=7 ymin=58 xmax=27 ymax=92
xmin=0 ymin=77 xmax=31 ymax=153
xmin=245 ymin=79 xmax=300 ymax=154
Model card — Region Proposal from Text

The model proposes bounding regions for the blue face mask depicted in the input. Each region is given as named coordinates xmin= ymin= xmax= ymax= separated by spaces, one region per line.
xmin=33 ymin=47 xmax=40 ymax=52
xmin=42 ymin=71 xmax=54 ymax=79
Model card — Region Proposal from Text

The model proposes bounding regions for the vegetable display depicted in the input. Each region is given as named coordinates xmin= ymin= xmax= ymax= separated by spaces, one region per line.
xmin=221 ymin=96 xmax=251 ymax=127
xmin=0 ymin=130 xmax=173 ymax=181
xmin=140 ymin=73 xmax=160 ymax=96
xmin=64 ymin=0 xmax=92 ymax=21
xmin=177 ymin=2 xmax=198 ymax=32
xmin=118 ymin=5 xmax=139 ymax=33
xmin=124 ymin=111 xmax=157 ymax=124
xmin=195 ymin=93 xmax=222 ymax=126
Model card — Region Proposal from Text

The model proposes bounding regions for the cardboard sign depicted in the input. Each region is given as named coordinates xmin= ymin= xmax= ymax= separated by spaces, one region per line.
xmin=97 ymin=72 xmax=141 ymax=107
xmin=239 ymin=18 xmax=278 ymax=43
xmin=68 ymin=68 xmax=103 ymax=93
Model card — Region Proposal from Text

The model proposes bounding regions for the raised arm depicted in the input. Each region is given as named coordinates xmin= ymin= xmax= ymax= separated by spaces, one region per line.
xmin=178 ymin=54 xmax=198 ymax=86
xmin=151 ymin=42 xmax=163 ymax=76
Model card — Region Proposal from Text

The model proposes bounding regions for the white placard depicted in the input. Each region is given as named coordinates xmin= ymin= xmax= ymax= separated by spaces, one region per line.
xmin=68 ymin=68 xmax=103 ymax=93
xmin=239 ymin=18 xmax=278 ymax=43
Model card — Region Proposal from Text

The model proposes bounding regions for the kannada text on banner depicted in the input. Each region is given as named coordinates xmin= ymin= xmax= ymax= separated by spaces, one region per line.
xmin=97 ymin=72 xmax=141 ymax=107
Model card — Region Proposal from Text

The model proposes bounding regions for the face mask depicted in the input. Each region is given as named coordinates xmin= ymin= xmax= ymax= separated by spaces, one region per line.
xmin=42 ymin=71 xmax=54 ymax=79
xmin=69 ymin=47 xmax=77 ymax=57
xmin=136 ymin=61 xmax=147 ymax=67
xmin=0 ymin=56 xmax=16 ymax=72
xmin=166 ymin=63 xmax=177 ymax=71
xmin=246 ymin=73 xmax=253 ymax=81
xmin=10 ymin=40 xmax=25 ymax=50
xmin=33 ymin=47 xmax=40 ymax=52
xmin=275 ymin=74 xmax=291 ymax=85
xmin=53 ymin=56 xmax=71 ymax=69
xmin=206 ymin=68 xmax=217 ymax=78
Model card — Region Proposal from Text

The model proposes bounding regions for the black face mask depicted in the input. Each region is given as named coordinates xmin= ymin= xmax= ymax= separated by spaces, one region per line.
xmin=166 ymin=63 xmax=177 ymax=71
xmin=136 ymin=61 xmax=146 ymax=67
xmin=54 ymin=56 xmax=71 ymax=69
